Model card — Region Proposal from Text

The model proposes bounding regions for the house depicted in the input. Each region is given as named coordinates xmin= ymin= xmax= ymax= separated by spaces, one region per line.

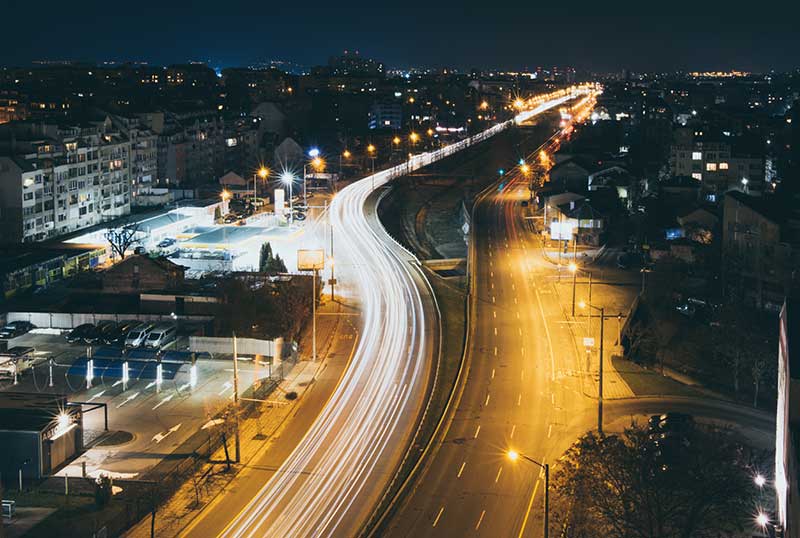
xmin=722 ymin=191 xmax=800 ymax=309
xmin=543 ymin=192 xmax=606 ymax=246
xmin=101 ymin=255 xmax=186 ymax=294
xmin=677 ymin=207 xmax=718 ymax=244
xmin=219 ymin=171 xmax=251 ymax=199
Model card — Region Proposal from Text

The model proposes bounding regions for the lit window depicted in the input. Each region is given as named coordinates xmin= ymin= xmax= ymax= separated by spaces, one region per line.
xmin=692 ymin=152 xmax=702 ymax=161
xmin=692 ymin=173 xmax=702 ymax=181
xmin=706 ymin=163 xmax=717 ymax=171
xmin=719 ymin=162 xmax=729 ymax=170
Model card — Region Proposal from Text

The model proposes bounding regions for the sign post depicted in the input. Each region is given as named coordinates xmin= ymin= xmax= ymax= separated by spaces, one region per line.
xmin=298 ymin=250 xmax=325 ymax=362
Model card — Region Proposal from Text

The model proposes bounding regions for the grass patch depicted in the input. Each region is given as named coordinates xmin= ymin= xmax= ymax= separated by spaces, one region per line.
xmin=612 ymin=356 xmax=705 ymax=398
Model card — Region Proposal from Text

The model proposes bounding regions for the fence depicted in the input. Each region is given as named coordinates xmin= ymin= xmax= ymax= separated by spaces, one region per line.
xmin=5 ymin=312 xmax=213 ymax=330
xmin=188 ymin=336 xmax=280 ymax=358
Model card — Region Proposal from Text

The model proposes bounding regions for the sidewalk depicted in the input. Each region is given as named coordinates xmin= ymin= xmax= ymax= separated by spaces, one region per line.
xmin=125 ymin=298 xmax=360 ymax=538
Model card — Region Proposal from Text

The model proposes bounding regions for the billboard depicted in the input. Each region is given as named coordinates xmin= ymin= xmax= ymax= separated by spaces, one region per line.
xmin=550 ymin=220 xmax=574 ymax=241
xmin=297 ymin=249 xmax=325 ymax=271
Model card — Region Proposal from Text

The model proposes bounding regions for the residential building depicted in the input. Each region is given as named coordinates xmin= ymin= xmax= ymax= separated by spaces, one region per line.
xmin=111 ymin=114 xmax=158 ymax=203
xmin=101 ymin=254 xmax=185 ymax=293
xmin=722 ymin=191 xmax=800 ymax=309
xmin=368 ymin=101 xmax=402 ymax=130
xmin=0 ymin=118 xmax=132 ymax=243
xmin=670 ymin=134 xmax=764 ymax=197
xmin=776 ymin=299 xmax=800 ymax=538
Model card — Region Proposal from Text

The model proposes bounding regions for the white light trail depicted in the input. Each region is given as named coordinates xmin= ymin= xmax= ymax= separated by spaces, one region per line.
xmin=217 ymin=90 xmax=588 ymax=538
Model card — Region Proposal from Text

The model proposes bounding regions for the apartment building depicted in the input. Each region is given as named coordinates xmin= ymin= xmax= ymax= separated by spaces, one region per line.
xmin=0 ymin=118 xmax=131 ymax=243
xmin=670 ymin=133 xmax=764 ymax=198
xmin=111 ymin=114 xmax=158 ymax=203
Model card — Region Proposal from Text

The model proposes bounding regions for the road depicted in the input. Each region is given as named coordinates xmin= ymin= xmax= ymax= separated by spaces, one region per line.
xmin=383 ymin=134 xmax=775 ymax=537
xmin=177 ymin=90 xmax=589 ymax=538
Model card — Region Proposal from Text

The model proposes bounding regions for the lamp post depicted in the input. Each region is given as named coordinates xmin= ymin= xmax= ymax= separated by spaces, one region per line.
xmin=254 ymin=166 xmax=269 ymax=212
xmin=367 ymin=144 xmax=377 ymax=190
xmin=280 ymin=172 xmax=294 ymax=223
xmin=580 ymin=300 xmax=605 ymax=434
xmin=507 ymin=450 xmax=549 ymax=538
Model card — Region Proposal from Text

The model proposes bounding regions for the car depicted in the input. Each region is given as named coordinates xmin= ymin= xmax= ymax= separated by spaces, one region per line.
xmin=143 ymin=323 xmax=177 ymax=349
xmin=223 ymin=214 xmax=238 ymax=224
xmin=65 ymin=323 xmax=96 ymax=344
xmin=0 ymin=321 xmax=36 ymax=339
xmin=293 ymin=212 xmax=307 ymax=221
xmin=104 ymin=321 xmax=139 ymax=345
xmin=125 ymin=323 xmax=154 ymax=348
xmin=157 ymin=238 xmax=176 ymax=248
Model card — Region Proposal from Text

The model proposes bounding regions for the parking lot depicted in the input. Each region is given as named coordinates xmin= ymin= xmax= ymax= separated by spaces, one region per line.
xmin=1 ymin=329 xmax=284 ymax=479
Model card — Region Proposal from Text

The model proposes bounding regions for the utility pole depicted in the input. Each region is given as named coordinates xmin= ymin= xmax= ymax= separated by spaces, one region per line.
xmin=232 ymin=334 xmax=241 ymax=463
xmin=598 ymin=306 xmax=605 ymax=435
xmin=312 ymin=269 xmax=318 ymax=362
xmin=330 ymin=213 xmax=335 ymax=302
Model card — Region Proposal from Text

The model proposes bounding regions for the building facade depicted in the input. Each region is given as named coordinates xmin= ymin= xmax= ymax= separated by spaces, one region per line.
xmin=0 ymin=118 xmax=132 ymax=243
xmin=670 ymin=139 xmax=764 ymax=196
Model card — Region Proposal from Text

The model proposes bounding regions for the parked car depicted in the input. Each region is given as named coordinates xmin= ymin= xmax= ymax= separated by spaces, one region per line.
xmin=105 ymin=321 xmax=139 ymax=345
xmin=0 ymin=321 xmax=35 ymax=339
xmin=125 ymin=323 xmax=154 ymax=348
xmin=157 ymin=238 xmax=176 ymax=249
xmin=92 ymin=321 xmax=120 ymax=344
xmin=143 ymin=323 xmax=177 ymax=349
xmin=648 ymin=413 xmax=694 ymax=438
xmin=65 ymin=323 xmax=96 ymax=344
xmin=293 ymin=212 xmax=307 ymax=221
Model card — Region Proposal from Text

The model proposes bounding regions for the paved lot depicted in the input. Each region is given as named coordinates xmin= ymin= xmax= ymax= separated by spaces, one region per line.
xmin=1 ymin=331 xmax=284 ymax=479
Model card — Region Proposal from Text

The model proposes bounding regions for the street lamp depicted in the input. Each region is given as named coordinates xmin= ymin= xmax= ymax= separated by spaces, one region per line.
xmin=755 ymin=474 xmax=767 ymax=488
xmin=569 ymin=262 xmax=578 ymax=316
xmin=580 ymin=300 xmax=605 ymax=434
xmin=507 ymin=449 xmax=549 ymax=538
xmin=254 ymin=166 xmax=269 ymax=211
xmin=280 ymin=171 xmax=295 ymax=223
xmin=409 ymin=132 xmax=420 ymax=145
xmin=303 ymin=155 xmax=325 ymax=209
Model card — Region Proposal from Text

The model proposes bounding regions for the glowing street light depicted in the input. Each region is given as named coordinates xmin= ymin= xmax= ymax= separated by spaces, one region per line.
xmin=254 ymin=166 xmax=269 ymax=209
xmin=480 ymin=100 xmax=489 ymax=110
xmin=756 ymin=512 xmax=769 ymax=528
xmin=514 ymin=98 xmax=525 ymax=109
xmin=755 ymin=474 xmax=766 ymax=488
xmin=342 ymin=149 xmax=352 ymax=159
xmin=308 ymin=148 xmax=320 ymax=158
xmin=409 ymin=132 xmax=420 ymax=144
xmin=426 ymin=128 xmax=434 ymax=137
xmin=521 ymin=163 xmax=531 ymax=175
xmin=281 ymin=171 xmax=295 ymax=222
xmin=507 ymin=449 xmax=549 ymax=538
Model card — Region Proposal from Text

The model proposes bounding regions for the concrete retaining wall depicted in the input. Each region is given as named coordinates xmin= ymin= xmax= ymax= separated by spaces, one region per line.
xmin=188 ymin=336 xmax=280 ymax=358
xmin=6 ymin=312 xmax=213 ymax=329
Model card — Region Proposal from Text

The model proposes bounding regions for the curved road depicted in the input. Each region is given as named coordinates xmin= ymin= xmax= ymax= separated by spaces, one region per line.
xmin=179 ymin=91 xmax=588 ymax=538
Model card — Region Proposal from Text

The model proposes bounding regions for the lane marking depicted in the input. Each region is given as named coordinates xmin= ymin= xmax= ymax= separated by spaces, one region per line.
xmin=493 ymin=310 xmax=497 ymax=319
xmin=518 ymin=328 xmax=523 ymax=337
xmin=433 ymin=506 xmax=444 ymax=527
xmin=551 ymin=393 xmax=555 ymax=405
xmin=521 ymin=370 xmax=525 ymax=381
xmin=491 ymin=368 xmax=495 ymax=379
xmin=491 ymin=282 xmax=494 ymax=290
xmin=494 ymin=327 xmax=498 ymax=336
xmin=510 ymin=424 xmax=516 ymax=438
xmin=514 ymin=297 xmax=518 ymax=304
xmin=458 ymin=461 xmax=466 ymax=478
xmin=495 ymin=466 xmax=503 ymax=483
xmin=476 ymin=510 xmax=486 ymax=530
xmin=492 ymin=296 xmax=496 ymax=304
xmin=517 ymin=393 xmax=522 ymax=406
xmin=474 ymin=425 xmax=481 ymax=438
xmin=516 ymin=312 xmax=520 ymax=319
xmin=518 ymin=480 xmax=541 ymax=538
xmin=494 ymin=346 xmax=498 ymax=356
xmin=485 ymin=393 xmax=491 ymax=406
xmin=548 ymin=424 xmax=553 ymax=438
xmin=521 ymin=347 xmax=525 ymax=356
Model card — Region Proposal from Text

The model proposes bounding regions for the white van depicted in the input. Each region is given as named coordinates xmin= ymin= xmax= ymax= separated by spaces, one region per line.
xmin=125 ymin=323 xmax=153 ymax=348
xmin=144 ymin=323 xmax=177 ymax=350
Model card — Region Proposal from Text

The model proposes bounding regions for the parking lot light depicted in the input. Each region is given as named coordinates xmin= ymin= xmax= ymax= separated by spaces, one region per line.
xmin=756 ymin=512 xmax=769 ymax=527
xmin=755 ymin=474 xmax=766 ymax=488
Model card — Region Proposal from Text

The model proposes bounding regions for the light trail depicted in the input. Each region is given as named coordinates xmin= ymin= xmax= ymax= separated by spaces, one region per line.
xmin=217 ymin=88 xmax=591 ymax=538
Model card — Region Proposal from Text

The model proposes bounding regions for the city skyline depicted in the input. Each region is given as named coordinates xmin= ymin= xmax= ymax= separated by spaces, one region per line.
xmin=2 ymin=3 xmax=800 ymax=72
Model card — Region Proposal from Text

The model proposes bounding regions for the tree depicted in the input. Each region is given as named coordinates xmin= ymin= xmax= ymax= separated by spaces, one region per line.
xmin=553 ymin=424 xmax=756 ymax=538
xmin=105 ymin=222 xmax=140 ymax=260
xmin=259 ymin=242 xmax=288 ymax=274
xmin=259 ymin=242 xmax=274 ymax=273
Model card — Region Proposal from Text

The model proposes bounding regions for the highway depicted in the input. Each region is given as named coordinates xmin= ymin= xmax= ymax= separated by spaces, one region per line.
xmin=383 ymin=134 xmax=593 ymax=537
xmin=178 ymin=90 xmax=589 ymax=538
xmin=382 ymin=123 xmax=775 ymax=536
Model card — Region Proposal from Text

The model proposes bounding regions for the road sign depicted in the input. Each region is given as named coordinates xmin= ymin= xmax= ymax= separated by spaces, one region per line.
xmin=583 ymin=337 xmax=595 ymax=348
xmin=297 ymin=249 xmax=325 ymax=271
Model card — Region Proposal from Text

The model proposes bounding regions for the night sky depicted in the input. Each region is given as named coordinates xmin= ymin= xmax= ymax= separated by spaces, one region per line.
xmin=3 ymin=2 xmax=799 ymax=72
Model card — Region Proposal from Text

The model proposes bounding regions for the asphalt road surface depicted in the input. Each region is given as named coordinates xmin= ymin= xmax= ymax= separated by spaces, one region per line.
xmin=383 ymin=134 xmax=775 ymax=537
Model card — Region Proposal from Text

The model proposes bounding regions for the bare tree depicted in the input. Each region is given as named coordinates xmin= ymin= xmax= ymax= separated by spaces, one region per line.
xmin=105 ymin=222 xmax=140 ymax=260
